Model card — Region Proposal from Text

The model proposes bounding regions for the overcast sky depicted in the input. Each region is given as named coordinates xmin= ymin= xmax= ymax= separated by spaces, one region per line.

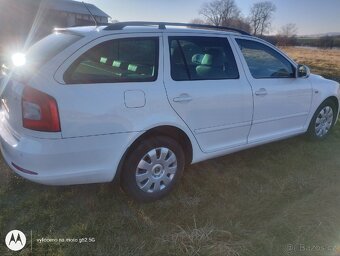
xmin=84 ymin=0 xmax=340 ymax=35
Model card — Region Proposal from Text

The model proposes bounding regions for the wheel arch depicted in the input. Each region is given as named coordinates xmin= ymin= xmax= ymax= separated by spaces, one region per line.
xmin=306 ymin=95 xmax=339 ymax=139
xmin=114 ymin=125 xmax=193 ymax=183
xmin=307 ymin=95 xmax=339 ymax=128
xmin=325 ymin=96 xmax=339 ymax=113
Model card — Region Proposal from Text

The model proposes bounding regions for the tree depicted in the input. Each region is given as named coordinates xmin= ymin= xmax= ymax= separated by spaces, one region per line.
xmin=199 ymin=0 xmax=240 ymax=26
xmin=229 ymin=18 xmax=251 ymax=33
xmin=190 ymin=18 xmax=206 ymax=25
xmin=279 ymin=23 xmax=297 ymax=37
xmin=277 ymin=23 xmax=298 ymax=46
xmin=319 ymin=36 xmax=335 ymax=49
xmin=248 ymin=1 xmax=276 ymax=36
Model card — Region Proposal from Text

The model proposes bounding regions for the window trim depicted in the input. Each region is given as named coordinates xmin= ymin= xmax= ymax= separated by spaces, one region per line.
xmin=235 ymin=38 xmax=296 ymax=80
xmin=63 ymin=37 xmax=160 ymax=85
xmin=176 ymin=39 xmax=192 ymax=80
xmin=168 ymin=36 xmax=240 ymax=82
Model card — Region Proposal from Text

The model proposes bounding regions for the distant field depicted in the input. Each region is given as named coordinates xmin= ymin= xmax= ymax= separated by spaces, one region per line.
xmin=281 ymin=47 xmax=340 ymax=82
xmin=1 ymin=48 xmax=340 ymax=256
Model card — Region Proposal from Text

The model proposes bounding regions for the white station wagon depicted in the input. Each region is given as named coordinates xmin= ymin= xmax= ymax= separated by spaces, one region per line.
xmin=1 ymin=22 xmax=339 ymax=201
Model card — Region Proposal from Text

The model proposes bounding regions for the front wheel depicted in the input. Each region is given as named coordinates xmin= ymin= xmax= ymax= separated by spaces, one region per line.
xmin=307 ymin=100 xmax=337 ymax=139
xmin=121 ymin=136 xmax=185 ymax=202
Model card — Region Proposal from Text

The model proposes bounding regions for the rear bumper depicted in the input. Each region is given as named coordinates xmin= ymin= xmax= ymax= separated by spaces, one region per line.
xmin=0 ymin=119 xmax=140 ymax=185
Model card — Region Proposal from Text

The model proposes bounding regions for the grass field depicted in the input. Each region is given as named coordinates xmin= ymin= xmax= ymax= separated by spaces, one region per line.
xmin=282 ymin=47 xmax=340 ymax=83
xmin=1 ymin=47 xmax=340 ymax=256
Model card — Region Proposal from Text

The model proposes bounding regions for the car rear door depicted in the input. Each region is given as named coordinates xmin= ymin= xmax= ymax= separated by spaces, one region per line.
xmin=163 ymin=33 xmax=253 ymax=153
xmin=233 ymin=37 xmax=312 ymax=143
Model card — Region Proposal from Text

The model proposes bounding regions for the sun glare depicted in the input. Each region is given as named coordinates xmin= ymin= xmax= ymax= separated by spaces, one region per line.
xmin=11 ymin=53 xmax=26 ymax=67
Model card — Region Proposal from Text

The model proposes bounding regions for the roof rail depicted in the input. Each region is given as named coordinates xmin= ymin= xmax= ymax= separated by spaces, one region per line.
xmin=104 ymin=21 xmax=251 ymax=35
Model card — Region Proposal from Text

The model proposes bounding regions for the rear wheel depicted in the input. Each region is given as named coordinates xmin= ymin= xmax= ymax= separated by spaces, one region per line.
xmin=307 ymin=100 xmax=337 ymax=139
xmin=121 ymin=136 xmax=185 ymax=202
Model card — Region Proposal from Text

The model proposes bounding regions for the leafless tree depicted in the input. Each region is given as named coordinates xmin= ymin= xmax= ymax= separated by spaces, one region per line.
xmin=199 ymin=0 xmax=240 ymax=26
xmin=190 ymin=16 xmax=251 ymax=33
xmin=248 ymin=1 xmax=276 ymax=35
xmin=190 ymin=18 xmax=206 ymax=25
xmin=319 ymin=36 xmax=335 ymax=49
xmin=228 ymin=18 xmax=252 ymax=33
xmin=279 ymin=23 xmax=298 ymax=37
xmin=276 ymin=23 xmax=298 ymax=46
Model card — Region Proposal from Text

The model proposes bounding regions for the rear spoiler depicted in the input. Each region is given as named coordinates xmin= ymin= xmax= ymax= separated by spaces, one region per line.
xmin=53 ymin=28 xmax=87 ymax=37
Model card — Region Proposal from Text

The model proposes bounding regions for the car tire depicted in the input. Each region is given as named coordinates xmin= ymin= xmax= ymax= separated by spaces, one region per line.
xmin=121 ymin=136 xmax=185 ymax=202
xmin=307 ymin=100 xmax=337 ymax=140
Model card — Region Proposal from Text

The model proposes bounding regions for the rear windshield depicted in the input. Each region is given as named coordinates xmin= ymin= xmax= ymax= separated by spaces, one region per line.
xmin=26 ymin=32 xmax=82 ymax=67
xmin=1 ymin=32 xmax=82 ymax=80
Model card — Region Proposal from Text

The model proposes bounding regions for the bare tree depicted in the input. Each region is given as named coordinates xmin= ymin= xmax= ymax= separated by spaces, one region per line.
xmin=279 ymin=23 xmax=298 ymax=37
xmin=276 ymin=23 xmax=298 ymax=46
xmin=319 ymin=36 xmax=335 ymax=49
xmin=228 ymin=18 xmax=252 ymax=33
xmin=199 ymin=0 xmax=240 ymax=26
xmin=248 ymin=1 xmax=276 ymax=35
xmin=190 ymin=18 xmax=206 ymax=25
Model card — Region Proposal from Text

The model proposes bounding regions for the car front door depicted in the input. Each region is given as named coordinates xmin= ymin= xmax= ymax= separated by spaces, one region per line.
xmin=233 ymin=37 xmax=312 ymax=143
xmin=163 ymin=34 xmax=253 ymax=153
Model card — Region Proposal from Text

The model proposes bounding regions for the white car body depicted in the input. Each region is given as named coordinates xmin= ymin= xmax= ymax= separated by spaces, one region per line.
xmin=0 ymin=25 xmax=339 ymax=186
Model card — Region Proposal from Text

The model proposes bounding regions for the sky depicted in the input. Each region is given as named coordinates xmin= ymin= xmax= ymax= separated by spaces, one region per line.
xmin=84 ymin=0 xmax=340 ymax=35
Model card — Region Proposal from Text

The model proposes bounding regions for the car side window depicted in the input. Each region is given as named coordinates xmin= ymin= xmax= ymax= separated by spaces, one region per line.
xmin=236 ymin=39 xmax=295 ymax=79
xmin=64 ymin=37 xmax=159 ymax=84
xmin=169 ymin=36 xmax=239 ymax=81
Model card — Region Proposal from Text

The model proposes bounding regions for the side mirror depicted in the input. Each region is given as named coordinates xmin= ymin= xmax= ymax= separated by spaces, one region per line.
xmin=296 ymin=64 xmax=310 ymax=78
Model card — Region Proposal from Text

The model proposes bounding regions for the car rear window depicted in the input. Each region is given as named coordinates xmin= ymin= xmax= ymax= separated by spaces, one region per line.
xmin=26 ymin=32 xmax=82 ymax=68
xmin=64 ymin=37 xmax=159 ymax=84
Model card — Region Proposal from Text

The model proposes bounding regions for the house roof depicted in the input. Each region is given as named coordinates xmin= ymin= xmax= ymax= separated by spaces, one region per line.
xmin=45 ymin=0 xmax=110 ymax=18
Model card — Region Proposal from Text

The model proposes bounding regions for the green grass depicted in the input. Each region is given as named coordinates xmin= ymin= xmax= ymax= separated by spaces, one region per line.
xmin=1 ymin=48 xmax=340 ymax=256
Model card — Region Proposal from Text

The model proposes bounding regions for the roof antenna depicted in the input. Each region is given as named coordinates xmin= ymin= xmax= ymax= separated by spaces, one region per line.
xmin=82 ymin=1 xmax=98 ymax=27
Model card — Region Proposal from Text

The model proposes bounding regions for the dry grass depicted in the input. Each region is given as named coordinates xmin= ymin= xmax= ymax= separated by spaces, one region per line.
xmin=160 ymin=217 xmax=244 ymax=256
xmin=281 ymin=47 xmax=340 ymax=82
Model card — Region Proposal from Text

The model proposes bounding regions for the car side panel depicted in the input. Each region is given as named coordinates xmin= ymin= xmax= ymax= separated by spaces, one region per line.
xmin=231 ymin=36 xmax=313 ymax=143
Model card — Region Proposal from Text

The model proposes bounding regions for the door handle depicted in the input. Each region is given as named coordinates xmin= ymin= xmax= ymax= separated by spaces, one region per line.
xmin=173 ymin=94 xmax=192 ymax=103
xmin=255 ymin=88 xmax=268 ymax=96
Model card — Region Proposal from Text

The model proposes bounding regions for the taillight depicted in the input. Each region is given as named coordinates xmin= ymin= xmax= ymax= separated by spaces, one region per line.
xmin=22 ymin=86 xmax=61 ymax=132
